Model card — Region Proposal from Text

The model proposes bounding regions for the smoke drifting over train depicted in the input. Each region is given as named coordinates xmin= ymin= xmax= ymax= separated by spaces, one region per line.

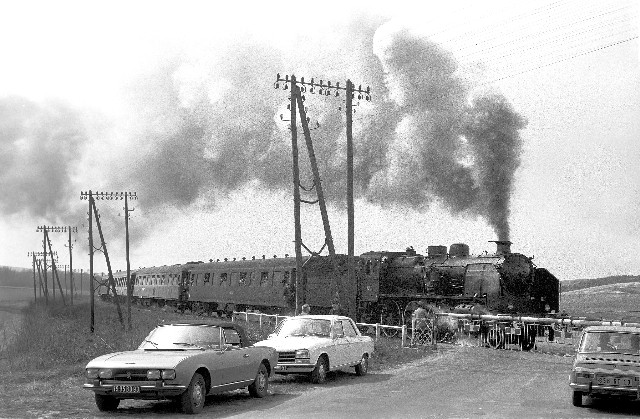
xmin=0 ymin=18 xmax=526 ymax=242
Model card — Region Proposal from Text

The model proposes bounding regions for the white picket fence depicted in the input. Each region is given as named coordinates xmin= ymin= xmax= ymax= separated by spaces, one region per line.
xmin=231 ymin=311 xmax=410 ymax=346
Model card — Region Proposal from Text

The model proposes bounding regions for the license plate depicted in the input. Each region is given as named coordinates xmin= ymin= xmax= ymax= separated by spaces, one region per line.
xmin=113 ymin=385 xmax=140 ymax=393
xmin=596 ymin=376 xmax=633 ymax=387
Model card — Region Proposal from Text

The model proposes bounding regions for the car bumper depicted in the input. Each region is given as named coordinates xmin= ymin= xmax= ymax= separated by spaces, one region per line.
xmin=570 ymin=382 xmax=640 ymax=398
xmin=273 ymin=362 xmax=316 ymax=374
xmin=84 ymin=380 xmax=187 ymax=398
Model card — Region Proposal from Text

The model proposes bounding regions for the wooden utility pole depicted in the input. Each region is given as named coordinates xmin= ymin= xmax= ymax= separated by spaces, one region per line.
xmin=124 ymin=193 xmax=134 ymax=330
xmin=289 ymin=75 xmax=303 ymax=315
xmin=275 ymin=74 xmax=371 ymax=318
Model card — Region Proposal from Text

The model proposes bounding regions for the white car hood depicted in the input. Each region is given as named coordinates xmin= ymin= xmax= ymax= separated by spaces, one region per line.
xmin=254 ymin=335 xmax=331 ymax=351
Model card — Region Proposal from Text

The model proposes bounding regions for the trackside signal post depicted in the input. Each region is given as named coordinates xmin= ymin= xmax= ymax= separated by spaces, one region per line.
xmin=275 ymin=74 xmax=371 ymax=318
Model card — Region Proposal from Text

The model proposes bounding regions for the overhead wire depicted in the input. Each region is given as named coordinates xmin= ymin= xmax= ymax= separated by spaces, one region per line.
xmin=476 ymin=36 xmax=638 ymax=86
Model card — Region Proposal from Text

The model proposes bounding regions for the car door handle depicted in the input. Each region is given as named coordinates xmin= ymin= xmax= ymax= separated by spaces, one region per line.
xmin=243 ymin=354 xmax=250 ymax=358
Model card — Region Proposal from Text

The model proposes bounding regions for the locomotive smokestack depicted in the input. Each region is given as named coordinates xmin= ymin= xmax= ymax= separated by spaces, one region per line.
xmin=490 ymin=240 xmax=512 ymax=255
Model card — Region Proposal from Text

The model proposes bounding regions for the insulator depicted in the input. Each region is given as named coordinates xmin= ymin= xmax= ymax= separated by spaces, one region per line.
xmin=366 ymin=95 xmax=371 ymax=101
xmin=319 ymin=80 xmax=323 ymax=86
xmin=310 ymin=87 xmax=314 ymax=94
xmin=300 ymin=76 xmax=305 ymax=84
xmin=327 ymin=81 xmax=332 ymax=87
xmin=325 ymin=90 xmax=330 ymax=96
xmin=302 ymin=95 xmax=306 ymax=101
xmin=358 ymin=94 xmax=362 ymax=99
xmin=358 ymin=84 xmax=362 ymax=91
xmin=285 ymin=75 xmax=289 ymax=82
xmin=284 ymin=84 xmax=288 ymax=90
xmin=276 ymin=73 xmax=280 ymax=81
xmin=306 ymin=116 xmax=310 ymax=123
xmin=301 ymin=86 xmax=306 ymax=93
xmin=366 ymin=86 xmax=370 ymax=93
xmin=336 ymin=82 xmax=340 ymax=88
xmin=287 ymin=103 xmax=290 ymax=110
xmin=335 ymin=91 xmax=339 ymax=97
xmin=319 ymin=88 xmax=323 ymax=95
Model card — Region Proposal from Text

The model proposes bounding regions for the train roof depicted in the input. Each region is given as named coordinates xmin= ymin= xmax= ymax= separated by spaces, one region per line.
xmin=189 ymin=255 xmax=310 ymax=272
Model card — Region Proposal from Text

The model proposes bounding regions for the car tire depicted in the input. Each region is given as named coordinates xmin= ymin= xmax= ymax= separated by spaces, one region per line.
xmin=355 ymin=354 xmax=369 ymax=376
xmin=180 ymin=372 xmax=206 ymax=414
xmin=311 ymin=355 xmax=329 ymax=384
xmin=94 ymin=394 xmax=120 ymax=411
xmin=572 ymin=391 xmax=583 ymax=407
xmin=248 ymin=363 xmax=269 ymax=398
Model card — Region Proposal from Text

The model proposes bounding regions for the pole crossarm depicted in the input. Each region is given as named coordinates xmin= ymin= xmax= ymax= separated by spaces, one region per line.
xmin=36 ymin=226 xmax=77 ymax=233
xmin=80 ymin=191 xmax=138 ymax=201
xmin=275 ymin=73 xmax=372 ymax=101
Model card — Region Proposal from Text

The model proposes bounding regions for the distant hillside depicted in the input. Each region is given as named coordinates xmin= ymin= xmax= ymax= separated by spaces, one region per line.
xmin=561 ymin=275 xmax=640 ymax=292
xmin=0 ymin=266 xmax=33 ymax=287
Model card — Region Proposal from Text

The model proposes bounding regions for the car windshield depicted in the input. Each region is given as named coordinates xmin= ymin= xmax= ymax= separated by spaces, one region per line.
xmin=138 ymin=325 xmax=221 ymax=350
xmin=275 ymin=318 xmax=331 ymax=337
xmin=579 ymin=331 xmax=640 ymax=355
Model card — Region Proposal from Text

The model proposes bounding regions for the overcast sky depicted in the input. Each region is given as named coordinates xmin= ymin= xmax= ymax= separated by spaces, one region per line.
xmin=0 ymin=0 xmax=638 ymax=281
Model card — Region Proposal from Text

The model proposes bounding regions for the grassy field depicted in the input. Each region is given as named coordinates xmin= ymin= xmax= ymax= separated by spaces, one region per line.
xmin=560 ymin=281 xmax=640 ymax=321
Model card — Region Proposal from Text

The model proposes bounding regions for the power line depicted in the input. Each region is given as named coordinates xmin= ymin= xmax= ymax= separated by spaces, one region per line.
xmin=478 ymin=35 xmax=638 ymax=86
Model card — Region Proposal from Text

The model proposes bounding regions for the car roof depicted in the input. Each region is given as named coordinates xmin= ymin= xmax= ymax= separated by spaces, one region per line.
xmin=583 ymin=325 xmax=640 ymax=333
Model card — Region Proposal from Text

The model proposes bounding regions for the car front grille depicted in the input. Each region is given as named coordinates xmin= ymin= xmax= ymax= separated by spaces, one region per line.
xmin=278 ymin=351 xmax=296 ymax=363
xmin=112 ymin=369 xmax=150 ymax=381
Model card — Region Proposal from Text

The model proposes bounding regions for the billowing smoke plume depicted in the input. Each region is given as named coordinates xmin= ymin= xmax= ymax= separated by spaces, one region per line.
xmin=0 ymin=17 xmax=526 ymax=243
xmin=0 ymin=97 xmax=90 ymax=219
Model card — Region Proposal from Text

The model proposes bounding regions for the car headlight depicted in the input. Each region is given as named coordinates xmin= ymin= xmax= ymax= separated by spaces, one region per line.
xmin=161 ymin=370 xmax=176 ymax=380
xmin=295 ymin=349 xmax=310 ymax=363
xmin=86 ymin=368 xmax=100 ymax=379
xmin=147 ymin=369 xmax=161 ymax=380
xmin=98 ymin=369 xmax=113 ymax=379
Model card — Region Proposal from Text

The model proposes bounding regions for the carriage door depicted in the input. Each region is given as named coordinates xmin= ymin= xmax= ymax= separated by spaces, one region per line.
xmin=179 ymin=269 xmax=190 ymax=305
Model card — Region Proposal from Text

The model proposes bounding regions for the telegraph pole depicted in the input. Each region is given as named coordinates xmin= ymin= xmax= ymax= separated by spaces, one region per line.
xmin=28 ymin=249 xmax=57 ymax=304
xmin=123 ymin=192 xmax=137 ymax=330
xmin=81 ymin=190 xmax=132 ymax=331
xmin=274 ymin=74 xmax=371 ymax=318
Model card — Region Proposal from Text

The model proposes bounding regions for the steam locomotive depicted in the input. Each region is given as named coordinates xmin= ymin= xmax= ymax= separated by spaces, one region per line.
xmin=102 ymin=241 xmax=559 ymax=332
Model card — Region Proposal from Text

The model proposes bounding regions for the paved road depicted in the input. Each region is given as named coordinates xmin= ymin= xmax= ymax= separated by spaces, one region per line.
xmin=216 ymin=344 xmax=639 ymax=419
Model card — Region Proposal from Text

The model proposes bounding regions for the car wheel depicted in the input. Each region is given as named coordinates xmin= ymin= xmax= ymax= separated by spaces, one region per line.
xmin=94 ymin=394 xmax=120 ymax=411
xmin=311 ymin=356 xmax=329 ymax=384
xmin=572 ymin=390 xmax=583 ymax=407
xmin=248 ymin=363 xmax=269 ymax=398
xmin=355 ymin=354 xmax=369 ymax=376
xmin=180 ymin=372 xmax=206 ymax=414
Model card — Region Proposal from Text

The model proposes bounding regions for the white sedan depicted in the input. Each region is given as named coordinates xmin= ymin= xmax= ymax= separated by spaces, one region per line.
xmin=254 ymin=315 xmax=374 ymax=383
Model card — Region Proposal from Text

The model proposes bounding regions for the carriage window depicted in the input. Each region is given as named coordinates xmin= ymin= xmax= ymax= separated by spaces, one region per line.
xmin=210 ymin=272 xmax=215 ymax=286
xmin=220 ymin=273 xmax=228 ymax=286
xmin=260 ymin=271 xmax=270 ymax=287
xmin=248 ymin=271 xmax=254 ymax=286
xmin=204 ymin=273 xmax=211 ymax=284
xmin=239 ymin=272 xmax=247 ymax=286
xmin=282 ymin=270 xmax=290 ymax=286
